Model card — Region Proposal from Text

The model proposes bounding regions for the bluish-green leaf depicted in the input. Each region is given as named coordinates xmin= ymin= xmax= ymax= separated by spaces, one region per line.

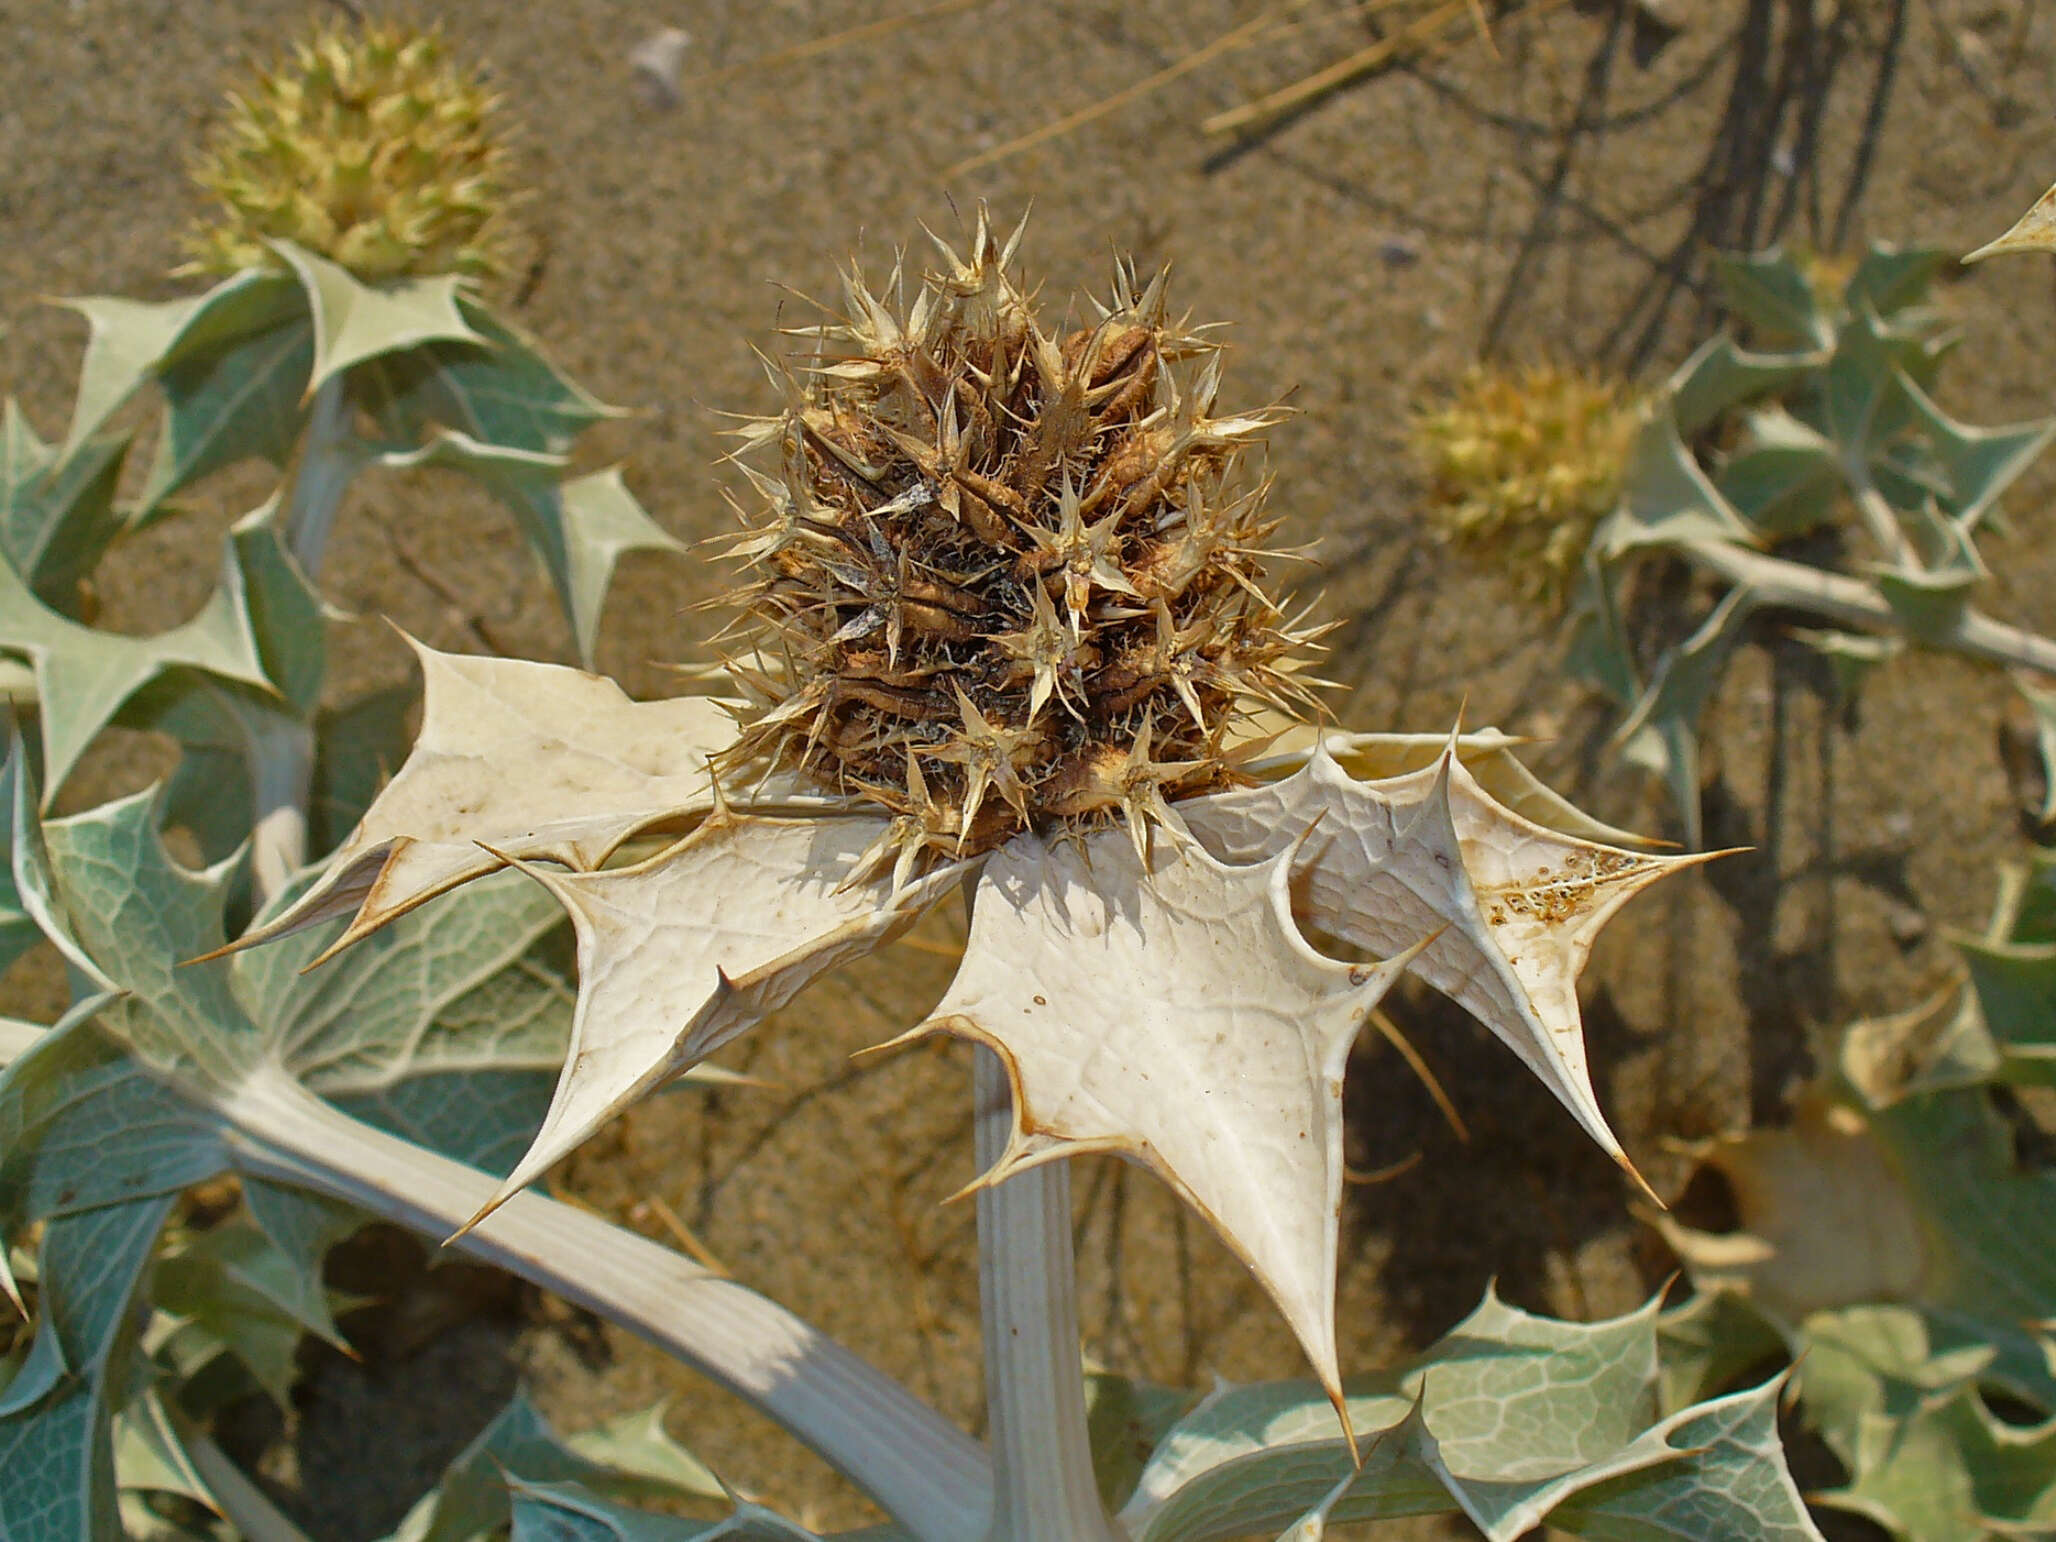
xmin=1545 ymin=1379 xmax=1821 ymax=1539
xmin=152 ymin=1221 xmax=349 ymax=1404
xmin=0 ymin=532 xmax=274 ymax=807
xmin=137 ymin=316 xmax=315 ymax=513
xmin=55 ymin=270 xmax=302 ymax=463
xmin=1594 ymin=414 xmax=1757 ymax=559
xmin=0 ymin=1193 xmax=176 ymax=1542
xmin=361 ymin=301 xmax=616 ymax=456
xmin=274 ymin=240 xmax=487 ymax=395
xmin=1846 ymin=246 xmax=1950 ymax=320
xmin=1715 ymin=409 xmax=1839 ymax=537
xmin=0 ymin=402 xmax=131 ymax=611
xmin=1666 ymin=335 xmax=1816 ymax=441
xmin=380 ymin=433 xmax=682 ymax=666
xmin=1715 ymin=251 xmax=1832 ymax=351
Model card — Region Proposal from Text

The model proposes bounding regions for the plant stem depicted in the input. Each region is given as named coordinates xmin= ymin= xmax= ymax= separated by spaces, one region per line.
xmin=283 ymin=377 xmax=356 ymax=577
xmin=1687 ymin=539 xmax=2056 ymax=678
xmin=247 ymin=708 xmax=315 ymax=908
xmin=249 ymin=375 xmax=357 ymax=898
xmin=181 ymin=1424 xmax=317 ymax=1542
xmin=1849 ymin=475 xmax=1917 ymax=572
xmin=219 ymin=1066 xmax=993 ymax=1542
xmin=972 ymin=1047 xmax=1119 ymax=1542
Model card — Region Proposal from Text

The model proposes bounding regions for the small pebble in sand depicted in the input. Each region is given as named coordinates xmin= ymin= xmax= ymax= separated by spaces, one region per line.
xmin=630 ymin=28 xmax=692 ymax=110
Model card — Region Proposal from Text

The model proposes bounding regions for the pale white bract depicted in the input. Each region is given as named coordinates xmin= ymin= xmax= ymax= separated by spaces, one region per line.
xmin=244 ymin=636 xmax=1699 ymax=1404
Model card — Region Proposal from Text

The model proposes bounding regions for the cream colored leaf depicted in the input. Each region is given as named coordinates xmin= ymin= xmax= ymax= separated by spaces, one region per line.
xmin=1182 ymin=744 xmax=1706 ymax=1201
xmin=228 ymin=637 xmax=733 ymax=958
xmin=466 ymin=811 xmax=965 ymax=1227
xmin=900 ymin=829 xmax=1416 ymax=1405
xmin=1650 ymin=1092 xmax=1934 ymax=1320
xmin=1238 ymin=724 xmax=1657 ymax=847
xmin=1966 ymin=182 xmax=2056 ymax=264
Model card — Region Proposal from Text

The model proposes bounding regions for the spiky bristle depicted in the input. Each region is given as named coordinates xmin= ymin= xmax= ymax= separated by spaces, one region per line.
xmin=715 ymin=211 xmax=1326 ymax=877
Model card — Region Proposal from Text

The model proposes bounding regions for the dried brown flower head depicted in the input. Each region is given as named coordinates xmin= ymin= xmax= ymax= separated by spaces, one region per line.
xmin=714 ymin=212 xmax=1326 ymax=876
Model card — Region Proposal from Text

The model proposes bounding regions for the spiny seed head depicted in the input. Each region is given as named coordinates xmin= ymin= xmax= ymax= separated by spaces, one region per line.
xmin=180 ymin=18 xmax=516 ymax=283
xmin=713 ymin=211 xmax=1327 ymax=876
xmin=1412 ymin=364 xmax=1638 ymax=606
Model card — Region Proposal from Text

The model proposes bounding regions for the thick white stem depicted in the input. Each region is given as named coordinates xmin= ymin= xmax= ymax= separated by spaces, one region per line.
xmin=1686 ymin=540 xmax=2056 ymax=678
xmin=974 ymin=1047 xmax=1121 ymax=1542
xmin=247 ymin=712 xmax=315 ymax=908
xmin=219 ymin=1067 xmax=992 ymax=1542
xmin=1848 ymin=476 xmax=1916 ymax=572
xmin=182 ymin=1426 xmax=316 ymax=1542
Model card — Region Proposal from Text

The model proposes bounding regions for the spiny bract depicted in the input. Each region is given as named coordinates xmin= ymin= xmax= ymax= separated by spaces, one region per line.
xmin=1413 ymin=364 xmax=1637 ymax=605
xmin=715 ymin=213 xmax=1325 ymax=876
xmin=181 ymin=18 xmax=515 ymax=283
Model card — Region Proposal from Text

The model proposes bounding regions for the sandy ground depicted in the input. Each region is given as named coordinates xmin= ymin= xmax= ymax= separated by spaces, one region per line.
xmin=8 ymin=0 xmax=2056 ymax=1534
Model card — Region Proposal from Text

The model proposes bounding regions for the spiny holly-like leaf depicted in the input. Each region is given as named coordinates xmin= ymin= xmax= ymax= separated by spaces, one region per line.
xmin=231 ymin=640 xmax=733 ymax=959
xmin=1117 ymin=1288 xmax=1820 ymax=1542
xmin=1183 ymin=745 xmax=1702 ymax=1199
xmin=386 ymin=1389 xmax=737 ymax=1542
xmin=1846 ymin=246 xmax=1952 ymax=320
xmin=0 ymin=401 xmax=131 ymax=610
xmin=273 ymin=239 xmax=488 ymax=394
xmin=136 ymin=311 xmax=314 ymax=513
xmin=360 ymin=299 xmax=617 ymax=456
xmin=40 ymin=787 xmax=256 ymax=1087
xmin=54 ymin=268 xmax=302 ymax=463
xmin=0 ymin=532 xmax=275 ymax=807
xmin=1613 ymin=585 xmax=1760 ymax=849
xmin=151 ymin=1220 xmax=350 ymax=1405
xmin=1715 ymin=409 xmax=1840 ymax=538
xmin=382 ymin=433 xmax=683 ymax=667
xmin=1815 ymin=1374 xmax=2056 ymax=1541
xmin=2 ymin=732 xmax=112 ymax=991
xmin=1656 ymin=1287 xmax=1789 ymax=1414
xmin=473 ymin=811 xmax=962 ymax=1224
xmin=562 ymin=1401 xmax=725 ymax=1505
xmin=1543 ymin=1379 xmax=1820 ymax=1540
xmin=0 ymin=1192 xmax=177 ymax=1542
xmin=1594 ymin=412 xmax=1758 ymax=558
xmin=1896 ymin=371 xmax=2055 ymax=534
xmin=1715 ymin=251 xmax=1834 ymax=351
xmin=1667 ymin=334 xmax=1817 ymax=441
xmin=21 ymin=773 xmax=582 ymax=1164
xmin=1306 ymin=729 xmax=1657 ymax=849
xmin=0 ymin=1015 xmax=229 ymax=1238
xmin=903 ymin=827 xmax=1413 ymax=1404
xmin=1821 ymin=305 xmax=1917 ymax=481
xmin=110 ymin=1385 xmax=218 ymax=1515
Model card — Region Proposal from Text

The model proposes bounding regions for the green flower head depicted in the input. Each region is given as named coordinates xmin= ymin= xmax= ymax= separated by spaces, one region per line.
xmin=1412 ymin=364 xmax=1638 ymax=605
xmin=181 ymin=18 xmax=517 ymax=283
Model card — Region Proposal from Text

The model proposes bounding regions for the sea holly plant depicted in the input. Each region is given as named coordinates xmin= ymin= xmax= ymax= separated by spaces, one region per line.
xmin=3 ymin=16 xmax=678 ymax=906
xmin=1 ymin=178 xmax=1825 ymax=1539
xmin=1651 ymin=842 xmax=2056 ymax=1540
xmin=1516 ymin=232 xmax=2056 ymax=846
